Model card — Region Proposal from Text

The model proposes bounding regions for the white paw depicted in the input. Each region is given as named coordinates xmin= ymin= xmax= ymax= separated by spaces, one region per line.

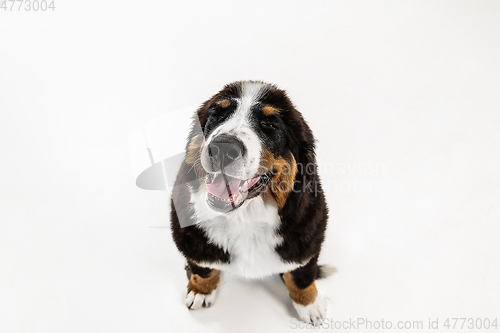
xmin=292 ymin=294 xmax=329 ymax=326
xmin=185 ymin=290 xmax=217 ymax=310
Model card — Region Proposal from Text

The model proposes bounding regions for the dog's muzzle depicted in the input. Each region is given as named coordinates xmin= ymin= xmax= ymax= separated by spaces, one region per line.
xmin=207 ymin=135 xmax=245 ymax=172
xmin=204 ymin=135 xmax=270 ymax=213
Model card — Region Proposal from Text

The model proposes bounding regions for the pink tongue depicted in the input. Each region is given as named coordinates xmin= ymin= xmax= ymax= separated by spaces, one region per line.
xmin=207 ymin=174 xmax=242 ymax=200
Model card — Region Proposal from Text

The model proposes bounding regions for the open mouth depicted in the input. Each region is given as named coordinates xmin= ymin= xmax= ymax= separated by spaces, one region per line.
xmin=205 ymin=172 xmax=271 ymax=213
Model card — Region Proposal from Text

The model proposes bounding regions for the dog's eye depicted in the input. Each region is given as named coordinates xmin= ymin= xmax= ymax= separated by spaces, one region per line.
xmin=261 ymin=122 xmax=277 ymax=130
xmin=209 ymin=110 xmax=226 ymax=120
xmin=212 ymin=113 xmax=225 ymax=120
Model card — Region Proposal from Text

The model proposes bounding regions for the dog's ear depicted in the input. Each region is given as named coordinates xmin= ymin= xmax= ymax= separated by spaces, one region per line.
xmin=282 ymin=109 xmax=319 ymax=215
xmin=183 ymin=97 xmax=214 ymax=166
xmin=194 ymin=100 xmax=211 ymax=137
xmin=285 ymin=110 xmax=317 ymax=181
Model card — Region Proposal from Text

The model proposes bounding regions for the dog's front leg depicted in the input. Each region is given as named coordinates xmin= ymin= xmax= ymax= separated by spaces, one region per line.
xmin=283 ymin=259 xmax=328 ymax=326
xmin=185 ymin=260 xmax=220 ymax=310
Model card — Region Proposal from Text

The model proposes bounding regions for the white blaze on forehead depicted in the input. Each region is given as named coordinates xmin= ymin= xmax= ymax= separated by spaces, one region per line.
xmin=238 ymin=81 xmax=265 ymax=115
xmin=204 ymin=82 xmax=265 ymax=179
xmin=215 ymin=81 xmax=265 ymax=132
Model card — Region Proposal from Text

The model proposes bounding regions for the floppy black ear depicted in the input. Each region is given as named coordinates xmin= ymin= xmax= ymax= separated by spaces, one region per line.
xmin=285 ymin=109 xmax=318 ymax=182
xmin=182 ymin=92 xmax=221 ymax=167
xmin=276 ymin=109 xmax=327 ymax=264
xmin=278 ymin=107 xmax=322 ymax=216
xmin=184 ymin=99 xmax=210 ymax=156
xmin=297 ymin=127 xmax=319 ymax=188
xmin=299 ymin=125 xmax=317 ymax=172
xmin=173 ymin=100 xmax=214 ymax=192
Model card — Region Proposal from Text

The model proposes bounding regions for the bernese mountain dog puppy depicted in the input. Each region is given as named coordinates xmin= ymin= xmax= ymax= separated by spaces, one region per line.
xmin=170 ymin=80 xmax=330 ymax=325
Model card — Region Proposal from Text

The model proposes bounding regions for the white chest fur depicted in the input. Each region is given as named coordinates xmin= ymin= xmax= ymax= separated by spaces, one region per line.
xmin=191 ymin=190 xmax=302 ymax=279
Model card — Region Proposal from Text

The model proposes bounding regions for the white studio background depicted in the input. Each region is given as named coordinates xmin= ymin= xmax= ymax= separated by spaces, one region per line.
xmin=1 ymin=1 xmax=499 ymax=332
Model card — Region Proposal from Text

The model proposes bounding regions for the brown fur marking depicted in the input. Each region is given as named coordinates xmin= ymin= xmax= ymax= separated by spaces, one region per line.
xmin=262 ymin=106 xmax=278 ymax=116
xmin=219 ymin=99 xmax=231 ymax=108
xmin=185 ymin=133 xmax=204 ymax=165
xmin=187 ymin=270 xmax=220 ymax=295
xmin=283 ymin=272 xmax=318 ymax=305
xmin=260 ymin=150 xmax=297 ymax=207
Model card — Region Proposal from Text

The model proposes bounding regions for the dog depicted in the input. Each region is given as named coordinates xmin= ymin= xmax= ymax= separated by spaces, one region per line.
xmin=170 ymin=80 xmax=330 ymax=325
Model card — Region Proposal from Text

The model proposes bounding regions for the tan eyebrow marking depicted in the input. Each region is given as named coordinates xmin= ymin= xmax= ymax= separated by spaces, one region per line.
xmin=263 ymin=106 xmax=278 ymax=116
xmin=219 ymin=100 xmax=231 ymax=108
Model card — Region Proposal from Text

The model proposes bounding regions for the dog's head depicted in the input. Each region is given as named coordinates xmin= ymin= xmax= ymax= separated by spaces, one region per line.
xmin=185 ymin=81 xmax=316 ymax=213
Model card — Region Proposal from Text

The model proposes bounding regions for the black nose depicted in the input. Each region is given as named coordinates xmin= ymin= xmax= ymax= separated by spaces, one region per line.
xmin=208 ymin=135 xmax=245 ymax=169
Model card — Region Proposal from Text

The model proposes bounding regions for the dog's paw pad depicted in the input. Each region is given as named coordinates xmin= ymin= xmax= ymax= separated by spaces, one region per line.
xmin=292 ymin=294 xmax=329 ymax=326
xmin=185 ymin=290 xmax=217 ymax=310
